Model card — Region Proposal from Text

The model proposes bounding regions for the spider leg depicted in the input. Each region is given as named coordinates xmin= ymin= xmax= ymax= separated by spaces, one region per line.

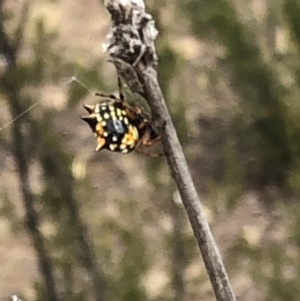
xmin=95 ymin=92 xmax=118 ymax=100
xmin=135 ymin=138 xmax=164 ymax=157
xmin=135 ymin=128 xmax=164 ymax=157
xmin=95 ymin=77 xmax=126 ymax=106
xmin=135 ymin=146 xmax=164 ymax=157
xmin=142 ymin=132 xmax=163 ymax=147
xmin=117 ymin=76 xmax=125 ymax=102
xmin=140 ymin=120 xmax=166 ymax=146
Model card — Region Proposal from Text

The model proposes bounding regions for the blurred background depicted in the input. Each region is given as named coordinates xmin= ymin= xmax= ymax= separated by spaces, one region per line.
xmin=1 ymin=0 xmax=300 ymax=300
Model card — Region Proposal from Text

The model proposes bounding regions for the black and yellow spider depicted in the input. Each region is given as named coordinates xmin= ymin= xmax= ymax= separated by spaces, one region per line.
xmin=81 ymin=77 xmax=163 ymax=156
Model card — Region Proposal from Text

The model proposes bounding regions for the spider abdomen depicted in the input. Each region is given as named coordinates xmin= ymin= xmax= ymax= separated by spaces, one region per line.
xmin=82 ymin=101 xmax=141 ymax=153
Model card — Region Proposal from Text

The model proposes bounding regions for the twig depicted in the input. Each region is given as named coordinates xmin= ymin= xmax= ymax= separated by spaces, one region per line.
xmin=102 ymin=1 xmax=236 ymax=300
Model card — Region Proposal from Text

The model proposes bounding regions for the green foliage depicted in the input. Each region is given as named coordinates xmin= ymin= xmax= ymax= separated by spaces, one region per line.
xmin=180 ymin=0 xmax=296 ymax=188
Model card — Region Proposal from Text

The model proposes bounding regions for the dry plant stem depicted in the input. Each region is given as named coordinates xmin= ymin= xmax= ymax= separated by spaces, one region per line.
xmin=141 ymin=68 xmax=234 ymax=301
xmin=103 ymin=1 xmax=236 ymax=300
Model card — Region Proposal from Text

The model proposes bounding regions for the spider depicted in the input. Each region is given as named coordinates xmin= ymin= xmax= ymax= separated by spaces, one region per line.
xmin=81 ymin=77 xmax=164 ymax=157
